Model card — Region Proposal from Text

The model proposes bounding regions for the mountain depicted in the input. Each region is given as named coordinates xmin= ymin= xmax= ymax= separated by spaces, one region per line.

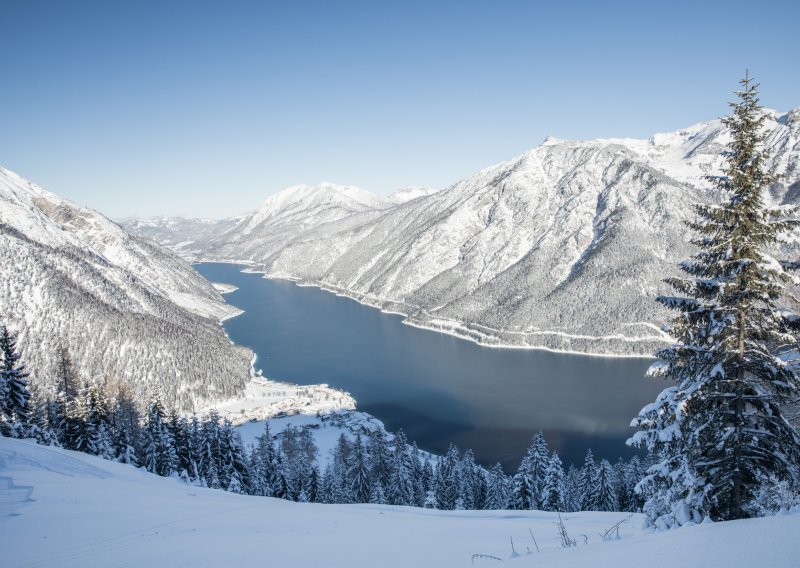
xmin=193 ymin=108 xmax=800 ymax=356
xmin=0 ymin=166 xmax=252 ymax=409
xmin=199 ymin=182 xmax=389 ymax=262
xmin=117 ymin=216 xmax=242 ymax=258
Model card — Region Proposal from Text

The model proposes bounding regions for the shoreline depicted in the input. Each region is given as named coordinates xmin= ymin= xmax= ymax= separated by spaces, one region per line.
xmin=195 ymin=259 xmax=662 ymax=360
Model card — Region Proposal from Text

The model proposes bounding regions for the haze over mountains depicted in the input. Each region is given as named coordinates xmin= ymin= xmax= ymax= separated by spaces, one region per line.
xmin=0 ymin=166 xmax=252 ymax=410
xmin=125 ymin=108 xmax=800 ymax=356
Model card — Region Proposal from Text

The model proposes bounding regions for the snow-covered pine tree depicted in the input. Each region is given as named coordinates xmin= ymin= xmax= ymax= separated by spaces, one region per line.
xmin=0 ymin=324 xmax=32 ymax=434
xmin=577 ymin=449 xmax=599 ymax=511
xmin=419 ymin=456 xmax=435 ymax=508
xmin=27 ymin=385 xmax=55 ymax=445
xmin=511 ymin=456 xmax=533 ymax=510
xmin=410 ymin=443 xmax=427 ymax=507
xmin=630 ymin=73 xmax=800 ymax=524
xmin=52 ymin=346 xmax=81 ymax=449
xmin=458 ymin=449 xmax=487 ymax=510
xmin=612 ymin=458 xmax=633 ymax=513
xmin=563 ymin=465 xmax=580 ymax=512
xmin=82 ymin=383 xmax=113 ymax=458
xmin=347 ymin=434 xmax=371 ymax=503
xmin=368 ymin=430 xmax=391 ymax=490
xmin=485 ymin=463 xmax=510 ymax=510
xmin=329 ymin=433 xmax=352 ymax=503
xmin=596 ymin=459 xmax=619 ymax=512
xmin=306 ymin=465 xmax=320 ymax=503
xmin=199 ymin=409 xmax=223 ymax=486
xmin=252 ymin=422 xmax=277 ymax=496
xmin=423 ymin=488 xmax=438 ymax=509
xmin=542 ymin=452 xmax=566 ymax=512
xmin=369 ymin=480 xmax=387 ymax=504
xmin=624 ymin=455 xmax=647 ymax=513
xmin=272 ymin=453 xmax=292 ymax=499
xmin=387 ymin=447 xmax=414 ymax=506
xmin=114 ymin=424 xmax=139 ymax=465
xmin=435 ymin=444 xmax=461 ymax=510
xmin=221 ymin=419 xmax=251 ymax=494
xmin=141 ymin=396 xmax=177 ymax=477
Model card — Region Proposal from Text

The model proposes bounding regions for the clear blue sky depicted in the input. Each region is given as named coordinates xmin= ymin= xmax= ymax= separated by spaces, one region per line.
xmin=2 ymin=0 xmax=798 ymax=219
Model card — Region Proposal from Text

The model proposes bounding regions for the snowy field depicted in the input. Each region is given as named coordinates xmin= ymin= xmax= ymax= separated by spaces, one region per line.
xmin=2 ymin=437 xmax=799 ymax=568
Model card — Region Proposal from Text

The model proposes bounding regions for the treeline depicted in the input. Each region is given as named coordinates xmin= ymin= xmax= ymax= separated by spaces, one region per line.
xmin=1 ymin=322 xmax=648 ymax=512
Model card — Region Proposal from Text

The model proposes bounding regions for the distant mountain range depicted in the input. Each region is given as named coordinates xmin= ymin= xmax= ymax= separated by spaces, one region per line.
xmin=128 ymin=108 xmax=800 ymax=356
xmin=0 ymin=166 xmax=253 ymax=410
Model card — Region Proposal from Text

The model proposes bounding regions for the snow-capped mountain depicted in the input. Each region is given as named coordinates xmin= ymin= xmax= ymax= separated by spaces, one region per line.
xmin=118 ymin=216 xmax=242 ymax=258
xmin=199 ymin=182 xmax=390 ymax=262
xmin=0 ymin=166 xmax=252 ymax=408
xmin=193 ymin=108 xmax=800 ymax=356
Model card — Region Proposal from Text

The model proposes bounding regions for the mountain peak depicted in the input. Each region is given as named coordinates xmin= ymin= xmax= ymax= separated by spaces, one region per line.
xmin=541 ymin=135 xmax=566 ymax=146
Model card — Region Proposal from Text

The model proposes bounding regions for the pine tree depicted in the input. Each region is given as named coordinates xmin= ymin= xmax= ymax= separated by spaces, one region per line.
xmin=221 ymin=419 xmax=250 ymax=493
xmin=306 ymin=465 xmax=320 ymax=503
xmin=435 ymin=444 xmax=461 ymax=510
xmin=53 ymin=346 xmax=81 ymax=449
xmin=410 ymin=443 xmax=427 ymax=507
xmin=564 ymin=465 xmax=581 ymax=512
xmin=347 ymin=434 xmax=371 ymax=504
xmin=368 ymin=430 xmax=391 ymax=490
xmin=630 ymin=74 xmax=800 ymax=524
xmin=577 ymin=449 xmax=599 ymax=511
xmin=624 ymin=455 xmax=647 ymax=513
xmin=542 ymin=452 xmax=566 ymax=512
xmin=329 ymin=433 xmax=352 ymax=503
xmin=458 ymin=449 xmax=486 ymax=510
xmin=596 ymin=459 xmax=619 ymax=512
xmin=0 ymin=324 xmax=32 ymax=434
xmin=485 ymin=463 xmax=510 ymax=510
xmin=252 ymin=422 xmax=277 ymax=496
xmin=141 ymin=396 xmax=177 ymax=477
xmin=369 ymin=480 xmax=387 ymax=504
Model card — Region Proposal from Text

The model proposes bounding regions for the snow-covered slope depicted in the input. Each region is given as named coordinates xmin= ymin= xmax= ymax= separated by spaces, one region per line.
xmin=197 ymin=109 xmax=800 ymax=355
xmin=2 ymin=436 xmax=798 ymax=568
xmin=117 ymin=215 xmax=242 ymax=258
xmin=385 ymin=186 xmax=438 ymax=204
xmin=199 ymin=182 xmax=389 ymax=262
xmin=0 ymin=166 xmax=252 ymax=408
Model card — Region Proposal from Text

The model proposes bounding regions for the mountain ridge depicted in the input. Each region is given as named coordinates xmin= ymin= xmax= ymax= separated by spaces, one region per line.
xmin=126 ymin=108 xmax=800 ymax=355
xmin=0 ymin=166 xmax=253 ymax=409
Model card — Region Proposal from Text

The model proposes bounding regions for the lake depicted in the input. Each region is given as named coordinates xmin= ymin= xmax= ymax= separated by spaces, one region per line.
xmin=196 ymin=262 xmax=665 ymax=470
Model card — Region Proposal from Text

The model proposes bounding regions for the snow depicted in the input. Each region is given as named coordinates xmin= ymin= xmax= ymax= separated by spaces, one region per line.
xmin=2 ymin=437 xmax=799 ymax=568
xmin=236 ymin=410 xmax=391 ymax=468
xmin=164 ymin=106 xmax=799 ymax=357
xmin=210 ymin=281 xmax=238 ymax=294
xmin=0 ymin=166 xmax=253 ymax=409
xmin=384 ymin=186 xmax=438 ymax=204
xmin=190 ymin=377 xmax=356 ymax=425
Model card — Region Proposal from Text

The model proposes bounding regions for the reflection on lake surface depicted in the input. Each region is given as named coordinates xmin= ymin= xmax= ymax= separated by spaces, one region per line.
xmin=196 ymin=263 xmax=665 ymax=469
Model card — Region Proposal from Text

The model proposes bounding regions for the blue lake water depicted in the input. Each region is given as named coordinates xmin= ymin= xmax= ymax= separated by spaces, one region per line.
xmin=196 ymin=262 xmax=665 ymax=469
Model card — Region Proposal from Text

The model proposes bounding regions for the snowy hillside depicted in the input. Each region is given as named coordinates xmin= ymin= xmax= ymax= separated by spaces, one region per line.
xmin=2 ymin=436 xmax=798 ymax=568
xmin=385 ymin=186 xmax=438 ymax=204
xmin=193 ymin=109 xmax=800 ymax=355
xmin=0 ymin=166 xmax=252 ymax=409
xmin=117 ymin=215 xmax=241 ymax=258
xmin=199 ymin=182 xmax=390 ymax=262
